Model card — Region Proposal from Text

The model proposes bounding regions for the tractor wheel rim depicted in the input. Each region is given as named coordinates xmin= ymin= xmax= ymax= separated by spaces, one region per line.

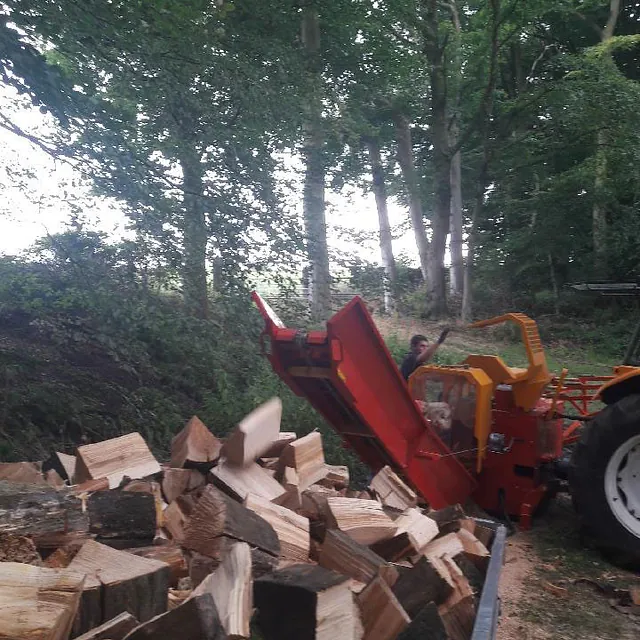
xmin=605 ymin=434 xmax=640 ymax=538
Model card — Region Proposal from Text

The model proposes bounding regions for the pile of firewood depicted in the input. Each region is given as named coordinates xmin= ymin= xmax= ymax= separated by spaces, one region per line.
xmin=0 ymin=397 xmax=496 ymax=640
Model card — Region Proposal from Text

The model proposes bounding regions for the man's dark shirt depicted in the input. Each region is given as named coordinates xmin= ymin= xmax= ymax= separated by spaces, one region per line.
xmin=400 ymin=352 xmax=419 ymax=381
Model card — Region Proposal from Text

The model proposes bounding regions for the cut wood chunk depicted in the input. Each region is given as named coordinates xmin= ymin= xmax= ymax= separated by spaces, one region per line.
xmin=428 ymin=503 xmax=467 ymax=529
xmin=126 ymin=545 xmax=188 ymax=587
xmin=261 ymin=431 xmax=297 ymax=458
xmin=280 ymin=465 xmax=302 ymax=510
xmin=300 ymin=484 xmax=340 ymax=519
xmin=44 ymin=544 xmax=82 ymax=569
xmin=318 ymin=464 xmax=350 ymax=490
xmin=244 ymin=493 xmax=310 ymax=562
xmin=71 ymin=477 xmax=110 ymax=493
xmin=43 ymin=451 xmax=77 ymax=484
xmin=397 ymin=602 xmax=448 ymax=640
xmin=0 ymin=461 xmax=46 ymax=485
xmin=278 ymin=431 xmax=327 ymax=490
xmin=370 ymin=531 xmax=415 ymax=562
xmin=210 ymin=458 xmax=286 ymax=504
xmin=393 ymin=507 xmax=438 ymax=553
xmin=320 ymin=529 xmax=398 ymax=586
xmin=88 ymin=491 xmax=156 ymax=543
xmin=163 ymin=495 xmax=194 ymax=544
xmin=391 ymin=556 xmax=454 ymax=617
xmin=438 ymin=593 xmax=476 ymax=640
xmin=182 ymin=485 xmax=280 ymax=559
xmin=0 ymin=531 xmax=42 ymax=564
xmin=122 ymin=481 xmax=166 ymax=529
xmin=68 ymin=539 xmax=170 ymax=633
xmin=0 ymin=481 xmax=89 ymax=549
xmin=423 ymin=532 xmax=465 ymax=562
xmin=259 ymin=457 xmax=280 ymax=471
xmin=191 ymin=541 xmax=253 ymax=639
xmin=0 ymin=562 xmax=85 ymax=640
xmin=161 ymin=468 xmax=205 ymax=503
xmin=74 ymin=611 xmax=139 ymax=640
xmin=457 ymin=527 xmax=490 ymax=558
xmin=222 ymin=397 xmax=283 ymax=467
xmin=473 ymin=523 xmax=495 ymax=549
xmin=123 ymin=591 xmax=225 ymax=640
xmin=326 ymin=496 xmax=397 ymax=545
xmin=441 ymin=554 xmax=474 ymax=601
xmin=45 ymin=469 xmax=66 ymax=489
xmin=75 ymin=433 xmax=161 ymax=488
xmin=357 ymin=575 xmax=410 ymax=640
xmin=369 ymin=466 xmax=417 ymax=511
xmin=170 ymin=415 xmax=222 ymax=470
xmin=453 ymin=553 xmax=484 ymax=595
xmin=254 ymin=564 xmax=363 ymax=640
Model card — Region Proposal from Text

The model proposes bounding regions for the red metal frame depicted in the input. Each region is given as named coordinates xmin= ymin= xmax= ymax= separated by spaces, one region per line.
xmin=252 ymin=292 xmax=475 ymax=509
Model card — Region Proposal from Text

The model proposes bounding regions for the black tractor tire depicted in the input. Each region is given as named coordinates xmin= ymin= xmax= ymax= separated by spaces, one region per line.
xmin=568 ymin=393 xmax=640 ymax=569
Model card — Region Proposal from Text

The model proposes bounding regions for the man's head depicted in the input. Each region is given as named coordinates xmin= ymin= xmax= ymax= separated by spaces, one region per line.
xmin=410 ymin=334 xmax=429 ymax=356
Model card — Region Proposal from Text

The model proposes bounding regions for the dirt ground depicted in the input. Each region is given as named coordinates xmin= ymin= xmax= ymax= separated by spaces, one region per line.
xmin=496 ymin=496 xmax=640 ymax=640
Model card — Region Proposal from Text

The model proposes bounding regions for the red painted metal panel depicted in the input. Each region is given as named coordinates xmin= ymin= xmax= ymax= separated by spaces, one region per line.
xmin=252 ymin=292 xmax=476 ymax=508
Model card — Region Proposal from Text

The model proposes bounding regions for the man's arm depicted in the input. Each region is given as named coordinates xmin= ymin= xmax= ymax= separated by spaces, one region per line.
xmin=416 ymin=328 xmax=451 ymax=365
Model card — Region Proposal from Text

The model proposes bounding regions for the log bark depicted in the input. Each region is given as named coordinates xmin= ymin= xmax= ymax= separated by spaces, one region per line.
xmin=170 ymin=416 xmax=223 ymax=470
xmin=357 ymin=575 xmax=410 ymax=640
xmin=222 ymin=397 xmax=282 ymax=467
xmin=88 ymin=491 xmax=156 ymax=544
xmin=397 ymin=602 xmax=448 ymax=640
xmin=0 ymin=562 xmax=85 ymax=640
xmin=0 ymin=531 xmax=42 ymax=564
xmin=75 ymin=433 xmax=161 ymax=488
xmin=74 ymin=612 xmax=139 ymax=640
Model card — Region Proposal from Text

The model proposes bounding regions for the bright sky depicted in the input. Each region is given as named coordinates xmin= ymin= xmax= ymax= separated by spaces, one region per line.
xmin=0 ymin=86 xmax=422 ymax=273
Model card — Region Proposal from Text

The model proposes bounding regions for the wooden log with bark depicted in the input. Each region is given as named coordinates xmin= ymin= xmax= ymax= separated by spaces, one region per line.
xmin=254 ymin=564 xmax=363 ymax=640
xmin=68 ymin=540 xmax=170 ymax=634
xmin=210 ymin=458 xmax=286 ymax=504
xmin=182 ymin=485 xmax=280 ymax=559
xmin=74 ymin=612 xmax=139 ymax=640
xmin=75 ymin=433 xmax=161 ymax=488
xmin=278 ymin=431 xmax=327 ymax=490
xmin=0 ymin=562 xmax=85 ymax=640
xmin=397 ymin=602 xmax=448 ymax=640
xmin=170 ymin=416 xmax=222 ymax=470
xmin=326 ymin=496 xmax=397 ymax=545
xmin=222 ymin=396 xmax=282 ymax=467
xmin=357 ymin=575 xmax=410 ymax=640
xmin=88 ymin=490 xmax=156 ymax=545
xmin=369 ymin=466 xmax=418 ymax=511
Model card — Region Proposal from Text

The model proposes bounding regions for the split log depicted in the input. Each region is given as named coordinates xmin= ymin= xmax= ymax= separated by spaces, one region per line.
xmin=300 ymin=484 xmax=340 ymax=519
xmin=391 ymin=556 xmax=454 ymax=618
xmin=210 ymin=458 xmax=286 ymax=504
xmin=457 ymin=528 xmax=490 ymax=569
xmin=0 ymin=562 xmax=85 ymax=640
xmin=428 ymin=504 xmax=467 ymax=529
xmin=0 ymin=481 xmax=89 ymax=549
xmin=318 ymin=464 xmax=350 ymax=490
xmin=126 ymin=545 xmax=188 ymax=587
xmin=75 ymin=433 xmax=161 ymax=488
xmin=163 ymin=495 xmax=194 ymax=544
xmin=88 ymin=491 xmax=156 ymax=544
xmin=472 ymin=523 xmax=494 ymax=549
xmin=244 ymin=493 xmax=310 ymax=562
xmin=182 ymin=485 xmax=280 ymax=559
xmin=191 ymin=541 xmax=253 ymax=639
xmin=438 ymin=516 xmax=476 ymax=536
xmin=319 ymin=529 xmax=398 ymax=586
xmin=0 ymin=461 xmax=47 ymax=485
xmin=254 ymin=564 xmax=363 ymax=640
xmin=393 ymin=508 xmax=439 ymax=553
xmin=370 ymin=531 xmax=415 ymax=562
xmin=357 ymin=575 xmax=410 ymax=640
xmin=222 ymin=397 xmax=282 ymax=466
xmin=369 ymin=466 xmax=417 ymax=511
xmin=261 ymin=431 xmax=297 ymax=458
xmin=161 ymin=468 xmax=205 ymax=504
xmin=122 ymin=592 xmax=225 ymax=640
xmin=44 ymin=544 xmax=82 ymax=569
xmin=280 ymin=465 xmax=302 ymax=510
xmin=74 ymin=612 xmax=139 ymax=640
xmin=397 ymin=602 xmax=448 ymax=640
xmin=0 ymin=531 xmax=42 ymax=564
xmin=69 ymin=540 xmax=170 ymax=633
xmin=423 ymin=532 xmax=465 ymax=562
xmin=326 ymin=496 xmax=397 ymax=545
xmin=43 ymin=451 xmax=77 ymax=484
xmin=170 ymin=416 xmax=222 ymax=470
xmin=278 ymin=431 xmax=327 ymax=490
xmin=438 ymin=593 xmax=476 ymax=640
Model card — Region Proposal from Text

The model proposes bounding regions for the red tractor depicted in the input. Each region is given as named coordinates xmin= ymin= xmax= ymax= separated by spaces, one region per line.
xmin=252 ymin=291 xmax=640 ymax=565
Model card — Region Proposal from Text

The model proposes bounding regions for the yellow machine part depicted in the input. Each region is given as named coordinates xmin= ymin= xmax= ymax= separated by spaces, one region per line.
xmin=596 ymin=366 xmax=640 ymax=400
xmin=465 ymin=313 xmax=552 ymax=411
xmin=408 ymin=365 xmax=494 ymax=473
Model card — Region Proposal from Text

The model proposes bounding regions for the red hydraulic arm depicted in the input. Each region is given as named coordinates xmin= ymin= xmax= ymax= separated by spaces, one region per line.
xmin=252 ymin=291 xmax=476 ymax=509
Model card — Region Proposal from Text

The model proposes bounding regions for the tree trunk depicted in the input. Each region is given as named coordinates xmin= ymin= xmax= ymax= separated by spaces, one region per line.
xmin=393 ymin=112 xmax=430 ymax=282
xmin=424 ymin=0 xmax=450 ymax=317
xmin=367 ymin=139 xmax=398 ymax=313
xmin=301 ymin=5 xmax=331 ymax=322
xmin=179 ymin=150 xmax=209 ymax=319
xmin=448 ymin=1 xmax=464 ymax=299
xmin=592 ymin=0 xmax=621 ymax=277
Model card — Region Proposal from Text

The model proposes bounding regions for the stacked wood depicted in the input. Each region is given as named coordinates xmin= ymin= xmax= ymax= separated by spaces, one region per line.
xmin=278 ymin=431 xmax=327 ymax=490
xmin=244 ymin=492 xmax=310 ymax=562
xmin=68 ymin=539 xmax=170 ymax=634
xmin=170 ymin=416 xmax=222 ymax=470
xmin=75 ymin=612 xmax=139 ymax=640
xmin=254 ymin=564 xmax=363 ymax=640
xmin=222 ymin=396 xmax=282 ymax=466
xmin=326 ymin=496 xmax=397 ymax=545
xmin=75 ymin=433 xmax=161 ymax=488
xmin=369 ymin=466 xmax=418 ymax=511
xmin=0 ymin=562 xmax=85 ymax=640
